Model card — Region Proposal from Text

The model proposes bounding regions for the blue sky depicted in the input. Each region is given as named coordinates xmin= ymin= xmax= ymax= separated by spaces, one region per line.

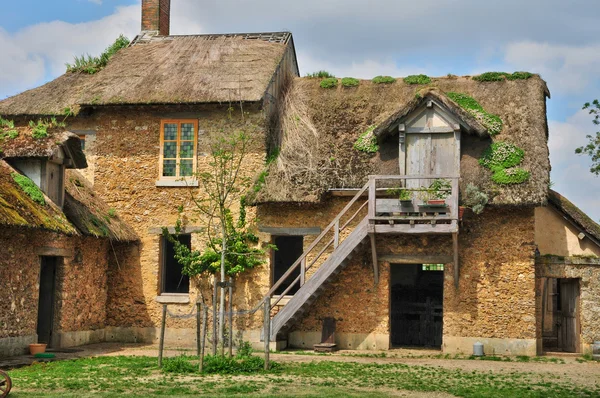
xmin=1 ymin=0 xmax=599 ymax=219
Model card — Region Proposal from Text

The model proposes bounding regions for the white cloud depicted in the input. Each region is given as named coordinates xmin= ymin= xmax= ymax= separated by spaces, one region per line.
xmin=503 ymin=41 xmax=600 ymax=94
xmin=548 ymin=110 xmax=600 ymax=220
xmin=0 ymin=4 xmax=140 ymax=99
xmin=296 ymin=51 xmax=427 ymax=79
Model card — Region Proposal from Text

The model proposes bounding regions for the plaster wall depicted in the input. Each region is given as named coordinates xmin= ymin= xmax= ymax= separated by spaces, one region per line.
xmin=535 ymin=206 xmax=600 ymax=257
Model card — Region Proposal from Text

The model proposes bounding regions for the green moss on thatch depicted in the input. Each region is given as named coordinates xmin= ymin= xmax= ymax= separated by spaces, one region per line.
xmin=353 ymin=125 xmax=379 ymax=153
xmin=473 ymin=72 xmax=534 ymax=82
xmin=341 ymin=77 xmax=360 ymax=88
xmin=372 ymin=76 xmax=396 ymax=84
xmin=11 ymin=173 xmax=45 ymax=205
xmin=320 ymin=78 xmax=338 ymax=89
xmin=479 ymin=142 xmax=524 ymax=171
xmin=403 ymin=74 xmax=431 ymax=85
xmin=306 ymin=70 xmax=335 ymax=79
xmin=447 ymin=92 xmax=503 ymax=135
xmin=479 ymin=142 xmax=529 ymax=185
xmin=491 ymin=168 xmax=530 ymax=185
xmin=66 ymin=34 xmax=130 ymax=74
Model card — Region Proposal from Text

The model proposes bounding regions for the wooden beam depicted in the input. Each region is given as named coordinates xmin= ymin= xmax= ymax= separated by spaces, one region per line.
xmin=369 ymin=233 xmax=379 ymax=285
xmin=258 ymin=227 xmax=321 ymax=236
xmin=453 ymin=232 xmax=459 ymax=289
xmin=406 ymin=126 xmax=456 ymax=133
xmin=148 ymin=226 xmax=205 ymax=234
xmin=369 ymin=223 xmax=458 ymax=234
xmin=379 ymin=254 xmax=453 ymax=264
xmin=36 ymin=247 xmax=71 ymax=257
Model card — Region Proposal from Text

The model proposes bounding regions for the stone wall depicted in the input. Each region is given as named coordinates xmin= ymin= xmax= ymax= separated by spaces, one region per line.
xmin=0 ymin=227 xmax=113 ymax=356
xmin=67 ymin=104 xmax=272 ymax=341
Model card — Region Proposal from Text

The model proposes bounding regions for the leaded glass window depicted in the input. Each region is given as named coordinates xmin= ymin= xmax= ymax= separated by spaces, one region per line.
xmin=159 ymin=120 xmax=198 ymax=178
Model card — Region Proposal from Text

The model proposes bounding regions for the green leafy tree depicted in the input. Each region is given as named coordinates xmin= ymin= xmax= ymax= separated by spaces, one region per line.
xmin=575 ymin=100 xmax=600 ymax=175
xmin=163 ymin=131 xmax=270 ymax=356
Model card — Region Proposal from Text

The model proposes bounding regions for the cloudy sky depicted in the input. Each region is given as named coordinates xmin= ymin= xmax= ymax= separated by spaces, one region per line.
xmin=1 ymin=0 xmax=599 ymax=219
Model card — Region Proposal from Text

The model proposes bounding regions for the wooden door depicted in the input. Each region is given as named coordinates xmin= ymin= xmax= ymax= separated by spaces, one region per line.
xmin=37 ymin=257 xmax=57 ymax=345
xmin=558 ymin=279 xmax=579 ymax=353
xmin=405 ymin=133 xmax=456 ymax=189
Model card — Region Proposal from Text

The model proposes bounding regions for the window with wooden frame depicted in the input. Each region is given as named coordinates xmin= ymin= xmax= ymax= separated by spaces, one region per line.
xmin=159 ymin=120 xmax=198 ymax=179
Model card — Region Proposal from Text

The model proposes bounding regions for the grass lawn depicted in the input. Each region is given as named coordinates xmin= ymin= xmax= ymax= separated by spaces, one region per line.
xmin=5 ymin=355 xmax=600 ymax=397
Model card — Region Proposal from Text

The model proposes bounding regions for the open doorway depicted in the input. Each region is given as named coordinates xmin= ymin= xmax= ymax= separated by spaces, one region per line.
xmin=37 ymin=256 xmax=58 ymax=346
xmin=272 ymin=235 xmax=303 ymax=295
xmin=542 ymin=278 xmax=580 ymax=353
xmin=390 ymin=264 xmax=443 ymax=348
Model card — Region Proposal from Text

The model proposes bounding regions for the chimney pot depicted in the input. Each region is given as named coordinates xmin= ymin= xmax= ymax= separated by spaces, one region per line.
xmin=141 ymin=0 xmax=170 ymax=36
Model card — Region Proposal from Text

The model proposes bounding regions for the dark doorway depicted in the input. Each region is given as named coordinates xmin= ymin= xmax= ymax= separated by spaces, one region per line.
xmin=272 ymin=235 xmax=303 ymax=295
xmin=542 ymin=278 xmax=580 ymax=353
xmin=37 ymin=257 xmax=58 ymax=345
xmin=161 ymin=234 xmax=191 ymax=294
xmin=390 ymin=264 xmax=443 ymax=348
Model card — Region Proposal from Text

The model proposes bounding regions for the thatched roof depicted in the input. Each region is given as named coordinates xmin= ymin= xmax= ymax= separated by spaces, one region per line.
xmin=548 ymin=190 xmax=600 ymax=244
xmin=1 ymin=127 xmax=87 ymax=169
xmin=0 ymin=32 xmax=294 ymax=116
xmin=251 ymin=75 xmax=550 ymax=206
xmin=0 ymin=160 xmax=77 ymax=234
xmin=64 ymin=170 xmax=138 ymax=242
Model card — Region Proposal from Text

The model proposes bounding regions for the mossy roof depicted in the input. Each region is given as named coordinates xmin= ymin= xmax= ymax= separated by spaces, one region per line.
xmin=63 ymin=170 xmax=138 ymax=242
xmin=0 ymin=32 xmax=295 ymax=116
xmin=251 ymin=75 xmax=550 ymax=206
xmin=0 ymin=127 xmax=87 ymax=168
xmin=0 ymin=160 xmax=77 ymax=234
xmin=548 ymin=190 xmax=600 ymax=244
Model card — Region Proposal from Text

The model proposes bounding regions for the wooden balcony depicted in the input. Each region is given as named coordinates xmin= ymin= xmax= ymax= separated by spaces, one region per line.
xmin=367 ymin=175 xmax=459 ymax=234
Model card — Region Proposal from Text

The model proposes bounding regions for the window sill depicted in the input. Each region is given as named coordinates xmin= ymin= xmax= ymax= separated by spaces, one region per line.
xmin=155 ymin=294 xmax=190 ymax=304
xmin=155 ymin=179 xmax=198 ymax=187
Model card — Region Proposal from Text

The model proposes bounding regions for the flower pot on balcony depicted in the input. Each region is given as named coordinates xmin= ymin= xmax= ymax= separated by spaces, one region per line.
xmin=29 ymin=343 xmax=47 ymax=355
xmin=427 ymin=199 xmax=446 ymax=206
xmin=459 ymin=206 xmax=466 ymax=220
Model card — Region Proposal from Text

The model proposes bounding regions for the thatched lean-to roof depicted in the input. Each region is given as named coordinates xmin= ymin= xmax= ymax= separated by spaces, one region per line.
xmin=0 ymin=32 xmax=295 ymax=116
xmin=64 ymin=170 xmax=138 ymax=242
xmin=1 ymin=127 xmax=87 ymax=168
xmin=0 ymin=160 xmax=77 ymax=234
xmin=548 ymin=190 xmax=600 ymax=244
xmin=251 ymin=75 xmax=550 ymax=206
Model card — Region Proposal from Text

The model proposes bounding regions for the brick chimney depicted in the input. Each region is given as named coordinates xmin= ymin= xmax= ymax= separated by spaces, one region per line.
xmin=141 ymin=0 xmax=170 ymax=36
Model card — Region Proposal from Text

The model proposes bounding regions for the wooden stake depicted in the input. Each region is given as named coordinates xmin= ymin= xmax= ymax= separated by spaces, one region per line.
xmin=200 ymin=305 xmax=207 ymax=372
xmin=196 ymin=303 xmax=201 ymax=357
xmin=158 ymin=304 xmax=167 ymax=368
xmin=228 ymin=277 xmax=233 ymax=357
xmin=212 ymin=280 xmax=218 ymax=355
xmin=263 ymin=299 xmax=270 ymax=370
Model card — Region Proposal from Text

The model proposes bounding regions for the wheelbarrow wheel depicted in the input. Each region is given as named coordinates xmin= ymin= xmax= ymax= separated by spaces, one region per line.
xmin=0 ymin=369 xmax=11 ymax=397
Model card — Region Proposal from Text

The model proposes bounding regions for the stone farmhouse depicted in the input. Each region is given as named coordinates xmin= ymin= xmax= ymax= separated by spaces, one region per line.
xmin=1 ymin=0 xmax=599 ymax=357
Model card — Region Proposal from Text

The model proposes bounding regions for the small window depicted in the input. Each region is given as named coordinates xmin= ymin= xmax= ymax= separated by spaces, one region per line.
xmin=159 ymin=120 xmax=198 ymax=179
xmin=78 ymin=135 xmax=86 ymax=151
xmin=161 ymin=234 xmax=191 ymax=294
xmin=422 ymin=264 xmax=444 ymax=271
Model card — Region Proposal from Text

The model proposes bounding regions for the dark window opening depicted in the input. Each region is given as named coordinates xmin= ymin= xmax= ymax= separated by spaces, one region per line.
xmin=272 ymin=235 xmax=304 ymax=295
xmin=161 ymin=234 xmax=190 ymax=294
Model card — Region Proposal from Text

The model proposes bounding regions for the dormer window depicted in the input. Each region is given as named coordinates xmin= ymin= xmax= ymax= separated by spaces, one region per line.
xmin=159 ymin=120 xmax=198 ymax=179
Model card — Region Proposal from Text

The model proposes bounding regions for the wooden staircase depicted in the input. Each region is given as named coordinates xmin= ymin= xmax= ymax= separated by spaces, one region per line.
xmin=261 ymin=175 xmax=460 ymax=341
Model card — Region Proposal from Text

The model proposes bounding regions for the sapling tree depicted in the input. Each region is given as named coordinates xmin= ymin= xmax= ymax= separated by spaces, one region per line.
xmin=163 ymin=131 xmax=270 ymax=356
xmin=575 ymin=99 xmax=600 ymax=175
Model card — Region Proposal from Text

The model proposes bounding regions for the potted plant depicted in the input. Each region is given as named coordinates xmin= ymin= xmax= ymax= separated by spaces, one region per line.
xmin=427 ymin=179 xmax=451 ymax=205
xmin=398 ymin=188 xmax=413 ymax=205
